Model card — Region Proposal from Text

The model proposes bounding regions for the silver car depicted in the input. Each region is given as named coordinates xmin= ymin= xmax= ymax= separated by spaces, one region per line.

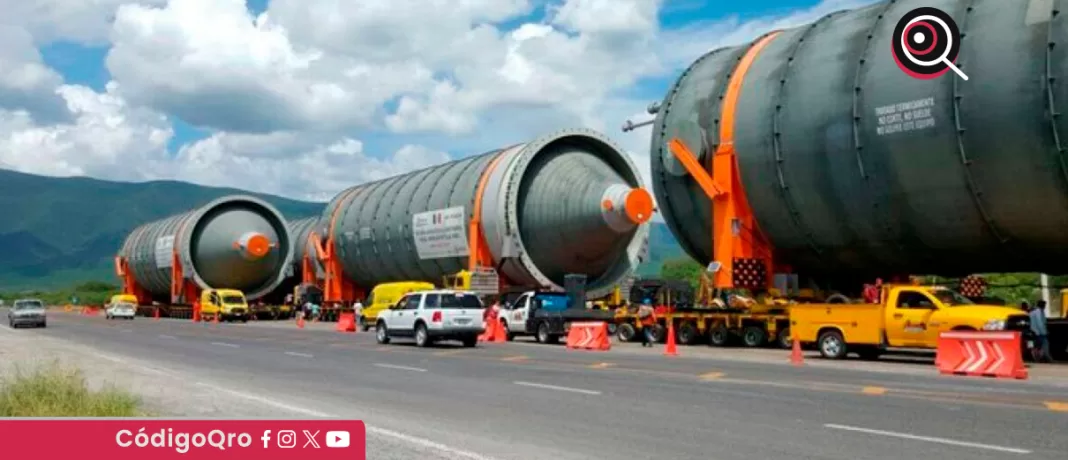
xmin=7 ymin=299 xmax=47 ymax=328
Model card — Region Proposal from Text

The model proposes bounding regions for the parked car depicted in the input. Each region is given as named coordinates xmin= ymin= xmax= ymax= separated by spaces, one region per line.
xmin=375 ymin=290 xmax=484 ymax=347
xmin=7 ymin=298 xmax=47 ymax=328
xmin=105 ymin=302 xmax=137 ymax=320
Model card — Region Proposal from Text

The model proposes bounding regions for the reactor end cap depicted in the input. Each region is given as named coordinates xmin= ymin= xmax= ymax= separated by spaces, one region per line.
xmin=601 ymin=184 xmax=654 ymax=232
xmin=233 ymin=231 xmax=275 ymax=260
xmin=624 ymin=187 xmax=654 ymax=224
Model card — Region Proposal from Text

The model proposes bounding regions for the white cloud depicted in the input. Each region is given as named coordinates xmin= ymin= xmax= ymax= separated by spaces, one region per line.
xmin=0 ymin=0 xmax=167 ymax=45
xmin=0 ymin=82 xmax=171 ymax=178
xmin=172 ymin=132 xmax=451 ymax=201
xmin=0 ymin=0 xmax=880 ymax=208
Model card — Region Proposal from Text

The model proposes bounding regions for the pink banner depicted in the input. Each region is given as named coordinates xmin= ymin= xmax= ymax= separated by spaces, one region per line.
xmin=0 ymin=420 xmax=365 ymax=459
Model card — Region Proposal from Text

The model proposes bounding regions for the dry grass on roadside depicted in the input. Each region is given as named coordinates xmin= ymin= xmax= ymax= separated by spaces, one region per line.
xmin=0 ymin=361 xmax=143 ymax=417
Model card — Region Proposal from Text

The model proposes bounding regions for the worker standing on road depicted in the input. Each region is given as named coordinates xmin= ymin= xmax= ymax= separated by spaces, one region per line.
xmin=1030 ymin=300 xmax=1052 ymax=362
xmin=638 ymin=298 xmax=657 ymax=347
xmin=353 ymin=299 xmax=364 ymax=326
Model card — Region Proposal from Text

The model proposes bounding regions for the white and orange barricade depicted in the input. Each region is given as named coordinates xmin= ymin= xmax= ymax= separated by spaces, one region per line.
xmin=565 ymin=321 xmax=611 ymax=351
xmin=935 ymin=330 xmax=1027 ymax=380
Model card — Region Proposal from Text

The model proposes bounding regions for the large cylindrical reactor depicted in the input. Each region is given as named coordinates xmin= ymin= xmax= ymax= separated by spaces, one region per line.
xmin=321 ymin=128 xmax=653 ymax=298
xmin=119 ymin=195 xmax=293 ymax=301
xmin=651 ymin=0 xmax=1068 ymax=282
xmin=286 ymin=216 xmax=322 ymax=279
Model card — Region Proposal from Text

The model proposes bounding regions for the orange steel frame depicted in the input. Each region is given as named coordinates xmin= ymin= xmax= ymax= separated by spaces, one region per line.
xmin=114 ymin=256 xmax=150 ymax=306
xmin=667 ymin=31 xmax=781 ymax=290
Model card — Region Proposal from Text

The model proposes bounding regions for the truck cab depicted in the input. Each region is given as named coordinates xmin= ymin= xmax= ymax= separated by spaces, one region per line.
xmin=791 ymin=285 xmax=1031 ymax=359
xmin=499 ymin=290 xmax=614 ymax=344
xmin=199 ymin=289 xmax=249 ymax=323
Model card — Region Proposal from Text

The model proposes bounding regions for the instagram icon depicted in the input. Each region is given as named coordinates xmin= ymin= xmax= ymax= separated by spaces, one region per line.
xmin=277 ymin=430 xmax=297 ymax=449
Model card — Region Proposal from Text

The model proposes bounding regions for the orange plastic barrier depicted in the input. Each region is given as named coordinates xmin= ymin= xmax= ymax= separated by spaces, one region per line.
xmin=478 ymin=320 xmax=505 ymax=343
xmin=336 ymin=312 xmax=356 ymax=333
xmin=935 ymin=331 xmax=1027 ymax=380
xmin=566 ymin=321 xmax=611 ymax=351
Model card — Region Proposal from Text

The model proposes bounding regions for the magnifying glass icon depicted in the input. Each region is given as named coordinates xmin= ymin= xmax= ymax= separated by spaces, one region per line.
xmin=901 ymin=14 xmax=969 ymax=81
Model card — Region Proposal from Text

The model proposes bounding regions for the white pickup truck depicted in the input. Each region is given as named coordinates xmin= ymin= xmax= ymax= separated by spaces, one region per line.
xmin=374 ymin=289 xmax=485 ymax=348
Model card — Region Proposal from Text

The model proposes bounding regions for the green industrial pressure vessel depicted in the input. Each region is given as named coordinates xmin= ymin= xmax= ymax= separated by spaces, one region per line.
xmin=651 ymin=0 xmax=1068 ymax=284
xmin=321 ymin=129 xmax=653 ymax=299
xmin=119 ymin=195 xmax=293 ymax=302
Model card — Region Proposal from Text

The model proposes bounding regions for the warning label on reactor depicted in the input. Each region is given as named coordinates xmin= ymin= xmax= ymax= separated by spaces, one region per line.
xmin=875 ymin=97 xmax=936 ymax=136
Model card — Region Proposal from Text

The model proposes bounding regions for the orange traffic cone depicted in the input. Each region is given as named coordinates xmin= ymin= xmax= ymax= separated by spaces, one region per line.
xmin=663 ymin=321 xmax=678 ymax=357
xmin=297 ymin=315 xmax=305 ymax=329
xmin=213 ymin=312 xmax=220 ymax=325
xmin=153 ymin=308 xmax=161 ymax=321
xmin=791 ymin=335 xmax=804 ymax=366
xmin=490 ymin=320 xmax=507 ymax=342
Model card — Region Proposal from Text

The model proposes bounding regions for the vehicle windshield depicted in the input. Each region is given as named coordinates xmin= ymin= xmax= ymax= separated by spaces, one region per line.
xmin=222 ymin=295 xmax=246 ymax=304
xmin=930 ymin=289 xmax=974 ymax=306
xmin=439 ymin=293 xmax=483 ymax=309
xmin=14 ymin=300 xmax=44 ymax=310
xmin=533 ymin=293 xmax=571 ymax=311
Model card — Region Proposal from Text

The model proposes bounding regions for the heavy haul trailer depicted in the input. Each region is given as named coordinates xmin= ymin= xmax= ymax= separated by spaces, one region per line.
xmin=115 ymin=195 xmax=293 ymax=318
xmin=640 ymin=0 xmax=1068 ymax=308
xmin=305 ymin=128 xmax=654 ymax=309
xmin=614 ymin=276 xmax=792 ymax=348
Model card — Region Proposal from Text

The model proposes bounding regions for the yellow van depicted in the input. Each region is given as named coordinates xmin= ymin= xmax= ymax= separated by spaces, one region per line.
xmin=200 ymin=289 xmax=249 ymax=322
xmin=361 ymin=281 xmax=435 ymax=331
xmin=108 ymin=294 xmax=138 ymax=307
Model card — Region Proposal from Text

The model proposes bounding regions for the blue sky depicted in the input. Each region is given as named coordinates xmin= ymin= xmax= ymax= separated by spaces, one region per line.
xmin=36 ymin=0 xmax=827 ymax=158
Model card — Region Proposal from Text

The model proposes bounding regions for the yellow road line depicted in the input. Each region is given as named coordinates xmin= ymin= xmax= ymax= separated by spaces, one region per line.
xmin=699 ymin=372 xmax=724 ymax=380
xmin=1044 ymin=401 xmax=1068 ymax=412
xmin=434 ymin=349 xmax=468 ymax=356
xmin=589 ymin=362 xmax=615 ymax=369
xmin=862 ymin=386 xmax=888 ymax=395
xmin=501 ymin=355 xmax=528 ymax=362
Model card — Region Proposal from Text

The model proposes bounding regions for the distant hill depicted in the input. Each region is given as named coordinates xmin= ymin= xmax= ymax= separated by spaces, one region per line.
xmin=0 ymin=169 xmax=685 ymax=289
xmin=0 ymin=169 xmax=321 ymax=289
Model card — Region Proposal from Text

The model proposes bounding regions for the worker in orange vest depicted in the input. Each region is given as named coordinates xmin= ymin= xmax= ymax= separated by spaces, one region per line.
xmin=638 ymin=298 xmax=657 ymax=347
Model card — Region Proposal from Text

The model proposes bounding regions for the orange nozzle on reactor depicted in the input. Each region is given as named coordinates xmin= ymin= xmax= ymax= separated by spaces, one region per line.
xmin=623 ymin=187 xmax=654 ymax=224
xmin=232 ymin=232 xmax=273 ymax=260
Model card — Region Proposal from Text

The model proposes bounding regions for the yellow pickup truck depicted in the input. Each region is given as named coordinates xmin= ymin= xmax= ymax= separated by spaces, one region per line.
xmin=791 ymin=285 xmax=1030 ymax=360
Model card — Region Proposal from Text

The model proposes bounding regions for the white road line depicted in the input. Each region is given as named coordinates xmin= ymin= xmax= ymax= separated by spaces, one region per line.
xmin=374 ymin=363 xmax=427 ymax=372
xmin=86 ymin=351 xmax=170 ymax=376
xmin=285 ymin=351 xmax=314 ymax=358
xmin=210 ymin=342 xmax=240 ymax=348
xmin=159 ymin=334 xmax=176 ymax=340
xmin=823 ymin=424 xmax=1031 ymax=454
xmin=194 ymin=382 xmax=496 ymax=460
xmin=513 ymin=381 xmax=601 ymax=395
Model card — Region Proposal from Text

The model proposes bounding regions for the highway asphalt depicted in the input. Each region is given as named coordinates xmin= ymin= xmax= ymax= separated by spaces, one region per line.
xmin=10 ymin=312 xmax=1067 ymax=460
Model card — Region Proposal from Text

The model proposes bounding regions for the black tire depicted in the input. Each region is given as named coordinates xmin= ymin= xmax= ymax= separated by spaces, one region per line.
xmin=817 ymin=330 xmax=848 ymax=359
xmin=414 ymin=322 xmax=430 ymax=348
xmin=777 ymin=327 xmax=793 ymax=349
xmin=708 ymin=325 xmax=731 ymax=347
xmin=616 ymin=323 xmax=637 ymax=342
xmin=536 ymin=321 xmax=550 ymax=343
xmin=742 ymin=326 xmax=767 ymax=348
xmin=40 ymin=322 xmax=46 ymax=328
xmin=677 ymin=322 xmax=700 ymax=345
xmin=375 ymin=321 xmax=391 ymax=344
xmin=461 ymin=335 xmax=478 ymax=348
xmin=826 ymin=293 xmax=850 ymax=303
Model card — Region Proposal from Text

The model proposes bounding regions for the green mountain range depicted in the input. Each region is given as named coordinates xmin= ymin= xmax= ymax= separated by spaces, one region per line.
xmin=0 ymin=168 xmax=683 ymax=290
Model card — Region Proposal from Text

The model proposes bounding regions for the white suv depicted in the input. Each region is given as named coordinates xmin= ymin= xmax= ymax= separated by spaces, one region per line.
xmin=375 ymin=290 xmax=485 ymax=348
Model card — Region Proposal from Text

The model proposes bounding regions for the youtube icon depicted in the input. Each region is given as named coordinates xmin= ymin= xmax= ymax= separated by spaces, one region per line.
xmin=326 ymin=431 xmax=350 ymax=448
